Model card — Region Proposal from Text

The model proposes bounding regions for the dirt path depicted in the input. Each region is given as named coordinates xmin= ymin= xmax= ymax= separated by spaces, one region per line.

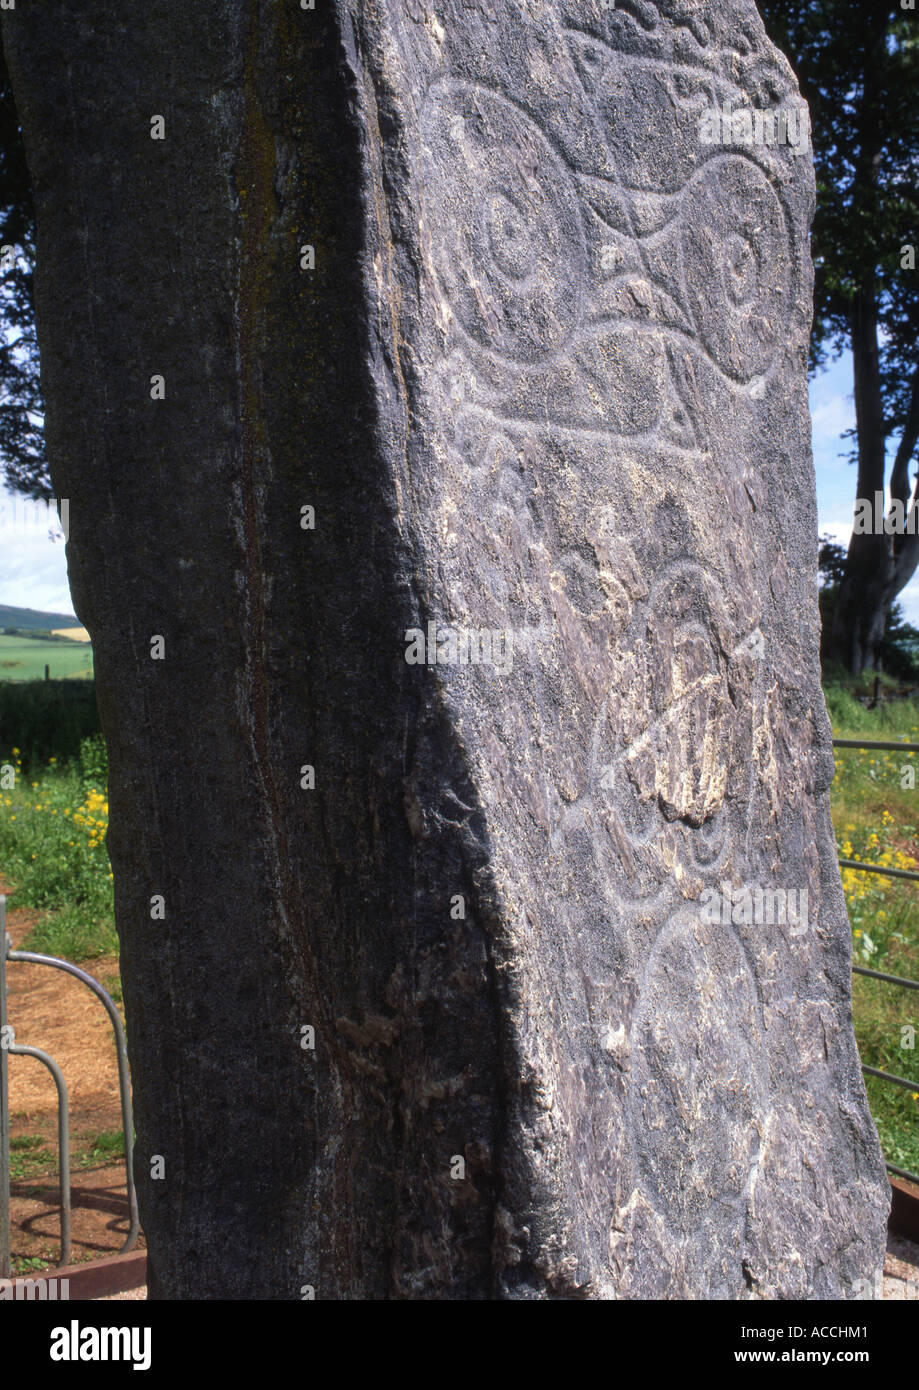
xmin=3 ymin=893 xmax=144 ymax=1269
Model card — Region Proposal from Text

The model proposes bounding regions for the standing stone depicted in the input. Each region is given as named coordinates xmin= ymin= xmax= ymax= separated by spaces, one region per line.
xmin=2 ymin=0 xmax=889 ymax=1298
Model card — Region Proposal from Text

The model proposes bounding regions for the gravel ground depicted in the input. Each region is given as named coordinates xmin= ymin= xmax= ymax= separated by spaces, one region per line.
xmin=92 ymin=1235 xmax=919 ymax=1301
xmin=883 ymin=1233 xmax=919 ymax=1298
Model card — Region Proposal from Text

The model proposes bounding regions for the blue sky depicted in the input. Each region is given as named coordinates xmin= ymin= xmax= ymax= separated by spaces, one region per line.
xmin=3 ymin=353 xmax=919 ymax=626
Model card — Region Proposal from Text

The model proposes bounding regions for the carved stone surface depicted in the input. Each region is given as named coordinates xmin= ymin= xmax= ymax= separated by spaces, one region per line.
xmin=356 ymin=0 xmax=890 ymax=1297
xmin=4 ymin=0 xmax=889 ymax=1298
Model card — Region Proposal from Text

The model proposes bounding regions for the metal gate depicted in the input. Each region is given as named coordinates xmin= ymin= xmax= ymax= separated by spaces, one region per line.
xmin=0 ymin=893 xmax=138 ymax=1277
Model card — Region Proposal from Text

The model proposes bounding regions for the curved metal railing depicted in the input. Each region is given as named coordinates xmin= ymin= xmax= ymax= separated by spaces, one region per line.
xmin=0 ymin=893 xmax=138 ymax=1276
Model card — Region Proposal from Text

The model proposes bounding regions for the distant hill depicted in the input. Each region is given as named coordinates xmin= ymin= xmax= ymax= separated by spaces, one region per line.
xmin=0 ymin=603 xmax=79 ymax=630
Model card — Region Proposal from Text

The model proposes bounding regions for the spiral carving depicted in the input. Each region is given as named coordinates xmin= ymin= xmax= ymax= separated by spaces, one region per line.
xmin=420 ymin=81 xmax=584 ymax=364
xmin=679 ymin=156 xmax=792 ymax=382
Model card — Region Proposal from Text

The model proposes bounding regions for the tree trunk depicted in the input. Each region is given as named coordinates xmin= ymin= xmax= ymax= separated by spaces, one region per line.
xmin=825 ymin=7 xmax=895 ymax=676
xmin=828 ymin=285 xmax=887 ymax=673
xmin=827 ymin=283 xmax=888 ymax=673
xmin=1 ymin=0 xmax=889 ymax=1299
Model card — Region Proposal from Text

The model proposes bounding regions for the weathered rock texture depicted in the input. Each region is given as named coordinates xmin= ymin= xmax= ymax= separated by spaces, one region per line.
xmin=3 ymin=0 xmax=889 ymax=1298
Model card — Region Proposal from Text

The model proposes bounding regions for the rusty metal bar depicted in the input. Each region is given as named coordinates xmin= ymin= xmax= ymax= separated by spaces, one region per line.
xmin=833 ymin=738 xmax=919 ymax=752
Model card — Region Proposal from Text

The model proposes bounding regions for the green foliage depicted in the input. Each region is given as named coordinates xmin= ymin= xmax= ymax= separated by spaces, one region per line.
xmin=0 ymin=47 xmax=45 ymax=498
xmin=759 ymin=2 xmax=919 ymax=396
xmin=822 ymin=679 xmax=886 ymax=732
xmin=859 ymin=998 xmax=919 ymax=1176
xmin=883 ymin=606 xmax=919 ymax=681
xmin=818 ymin=535 xmax=848 ymax=591
xmin=78 ymin=732 xmax=108 ymax=793
xmin=11 ymin=1256 xmax=50 ymax=1274
xmin=23 ymin=903 xmax=118 ymax=962
xmin=0 ymin=747 xmax=116 ymax=961
xmin=80 ymin=1129 xmax=126 ymax=1166
xmin=0 ymin=679 xmax=100 ymax=774
xmin=8 ymin=1135 xmax=55 ymax=1182
xmin=829 ymin=691 xmax=919 ymax=1173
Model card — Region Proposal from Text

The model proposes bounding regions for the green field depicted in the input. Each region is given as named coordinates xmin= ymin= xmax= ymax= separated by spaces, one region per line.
xmin=0 ymin=633 xmax=93 ymax=680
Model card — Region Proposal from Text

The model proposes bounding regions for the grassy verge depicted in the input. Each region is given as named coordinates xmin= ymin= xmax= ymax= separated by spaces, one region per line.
xmin=0 ymin=733 xmax=116 ymax=961
xmin=826 ymin=679 xmax=919 ymax=1177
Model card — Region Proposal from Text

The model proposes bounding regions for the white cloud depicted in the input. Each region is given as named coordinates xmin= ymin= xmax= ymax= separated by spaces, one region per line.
xmin=818 ymin=519 xmax=853 ymax=547
xmin=0 ymin=486 xmax=74 ymax=615
xmin=810 ymin=392 xmax=855 ymax=443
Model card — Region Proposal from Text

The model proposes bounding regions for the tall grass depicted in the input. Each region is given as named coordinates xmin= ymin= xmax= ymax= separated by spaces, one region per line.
xmin=827 ymin=680 xmax=919 ymax=1176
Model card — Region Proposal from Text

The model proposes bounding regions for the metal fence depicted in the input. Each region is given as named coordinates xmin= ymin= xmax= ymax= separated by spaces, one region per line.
xmin=834 ymin=737 xmax=919 ymax=1188
xmin=0 ymin=893 xmax=138 ymax=1278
